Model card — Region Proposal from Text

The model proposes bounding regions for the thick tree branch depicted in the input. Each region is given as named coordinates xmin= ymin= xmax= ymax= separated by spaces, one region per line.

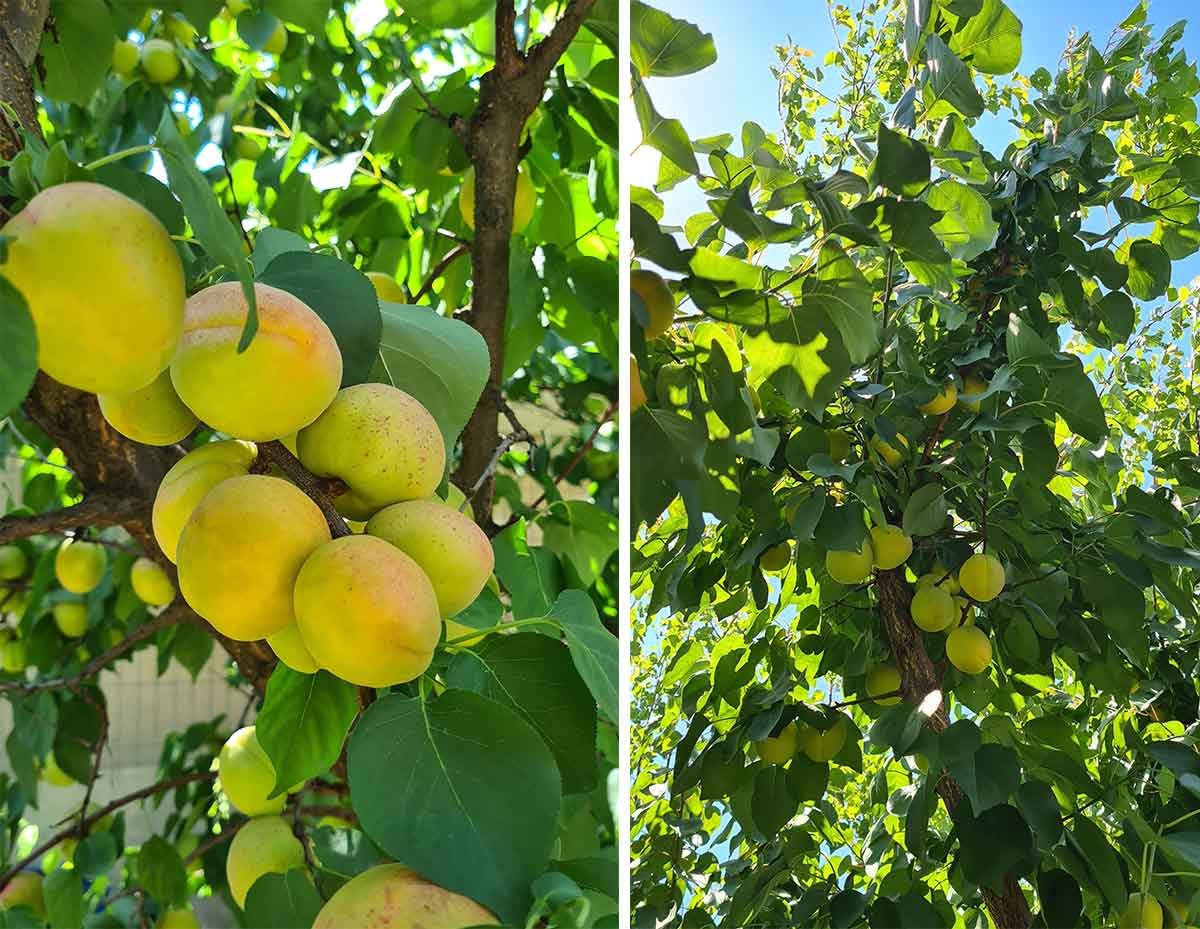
xmin=525 ymin=0 xmax=597 ymax=83
xmin=495 ymin=0 xmax=522 ymax=76
xmin=0 ymin=495 xmax=147 ymax=545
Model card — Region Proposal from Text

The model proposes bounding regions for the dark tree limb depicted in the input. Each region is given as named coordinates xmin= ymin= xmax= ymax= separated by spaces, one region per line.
xmin=256 ymin=441 xmax=350 ymax=539
xmin=0 ymin=495 xmax=147 ymax=544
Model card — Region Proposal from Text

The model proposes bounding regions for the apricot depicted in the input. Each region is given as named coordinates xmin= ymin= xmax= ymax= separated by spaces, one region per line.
xmin=112 ymin=39 xmax=139 ymax=75
xmin=960 ymin=374 xmax=987 ymax=412
xmin=171 ymin=282 xmax=342 ymax=441
xmin=866 ymin=664 xmax=901 ymax=705
xmin=0 ymin=872 xmax=45 ymax=916
xmin=911 ymin=585 xmax=956 ymax=632
xmin=366 ymin=271 xmax=406 ymax=304
xmin=754 ymin=721 xmax=798 ymax=764
xmin=267 ymin=624 xmax=318 ymax=674
xmin=959 ymin=553 xmax=1005 ymax=602
xmin=800 ymin=718 xmax=847 ymax=763
xmin=0 ymin=182 xmax=185 ymax=394
xmin=870 ymin=433 xmax=909 ymax=466
xmin=263 ymin=21 xmax=288 ymax=55
xmin=0 ymin=588 xmax=21 ymax=616
xmin=945 ymin=625 xmax=992 ymax=674
xmin=159 ymin=909 xmax=200 ymax=929
xmin=225 ymin=815 xmax=305 ymax=909
xmin=1 ymin=640 xmax=26 ymax=673
xmin=53 ymin=601 xmax=88 ymax=637
xmin=131 ymin=557 xmax=176 ymax=606
xmin=152 ymin=440 xmax=257 ymax=562
xmin=760 ymin=543 xmax=791 ymax=572
xmin=869 ymin=524 xmax=912 ymax=570
xmin=459 ymin=166 xmax=535 ymax=233
xmin=916 ymin=565 xmax=959 ymax=595
xmin=630 ymin=269 xmax=675 ymax=339
xmin=293 ymin=536 xmax=440 ymax=688
xmin=366 ymin=500 xmax=494 ymax=618
xmin=297 ymin=384 xmax=445 ymax=519
xmin=99 ymin=370 xmax=199 ymax=446
xmin=235 ymin=136 xmax=265 ymax=161
xmin=56 ymin=539 xmax=106 ymax=594
xmin=313 ymin=863 xmax=499 ymax=929
xmin=141 ymin=39 xmax=181 ymax=84
xmin=825 ymin=539 xmax=873 ymax=585
xmin=439 ymin=481 xmax=474 ymax=521
xmin=176 ymin=475 xmax=331 ymax=640
xmin=42 ymin=754 xmax=75 ymax=786
xmin=919 ymin=382 xmax=957 ymax=415
xmin=630 ymin=356 xmax=647 ymax=412
xmin=0 ymin=545 xmax=26 ymax=580
xmin=1120 ymin=894 xmax=1163 ymax=929
xmin=218 ymin=726 xmax=289 ymax=816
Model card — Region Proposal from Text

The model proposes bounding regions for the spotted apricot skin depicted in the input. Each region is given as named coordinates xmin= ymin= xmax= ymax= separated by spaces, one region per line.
xmin=312 ymin=863 xmax=499 ymax=929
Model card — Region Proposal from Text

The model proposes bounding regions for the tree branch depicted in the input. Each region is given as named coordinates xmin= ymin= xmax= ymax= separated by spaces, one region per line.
xmin=525 ymin=0 xmax=598 ymax=83
xmin=495 ymin=0 xmax=522 ymax=76
xmin=0 ymin=495 xmax=147 ymax=544
xmin=256 ymin=441 xmax=350 ymax=539
xmin=413 ymin=244 xmax=470 ymax=304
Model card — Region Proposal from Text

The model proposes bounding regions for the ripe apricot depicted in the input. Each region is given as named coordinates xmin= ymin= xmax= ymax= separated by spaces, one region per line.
xmin=312 ymin=863 xmax=498 ymax=929
xmin=99 ymin=370 xmax=198 ymax=446
xmin=152 ymin=440 xmax=257 ymax=563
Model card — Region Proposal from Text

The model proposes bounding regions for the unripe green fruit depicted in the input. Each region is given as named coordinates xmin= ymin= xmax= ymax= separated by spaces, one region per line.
xmin=919 ymin=382 xmax=957 ymax=415
xmin=0 ymin=872 xmax=45 ymax=916
xmin=159 ymin=909 xmax=200 ymax=929
xmin=235 ymin=135 xmax=265 ymax=161
xmin=112 ymin=39 xmax=140 ymax=75
xmin=869 ymin=524 xmax=912 ymax=570
xmin=263 ymin=21 xmax=287 ymax=55
xmin=0 ymin=545 xmax=27 ymax=580
xmin=294 ymin=536 xmax=441 ymax=688
xmin=141 ymin=39 xmax=181 ymax=84
xmin=760 ymin=542 xmax=791 ymax=572
xmin=459 ymin=166 xmax=535 ymax=233
xmin=2 ymin=640 xmax=27 ymax=673
xmin=1 ymin=182 xmax=185 ymax=394
xmin=825 ymin=540 xmax=874 ymax=585
xmin=312 ymin=863 xmax=499 ymax=929
xmin=959 ymin=553 xmax=1005 ymax=602
xmin=1120 ymin=893 xmax=1163 ymax=929
xmin=131 ymin=557 xmax=176 ymax=607
xmin=870 ymin=433 xmax=909 ymax=467
xmin=225 ymin=815 xmax=306 ymax=909
xmin=754 ymin=721 xmax=798 ymax=764
xmin=800 ymin=718 xmax=847 ymax=763
xmin=42 ymin=754 xmax=75 ymax=786
xmin=218 ymin=726 xmax=290 ymax=816
xmin=267 ymin=624 xmax=318 ymax=674
xmin=53 ymin=601 xmax=88 ymax=637
xmin=164 ymin=15 xmax=197 ymax=46
xmin=630 ymin=269 xmax=675 ymax=340
xmin=56 ymin=539 xmax=106 ymax=594
xmin=911 ymin=585 xmax=956 ymax=632
xmin=177 ymin=475 xmax=331 ymax=640
xmin=171 ymin=282 xmax=342 ymax=441
xmin=297 ymin=384 xmax=446 ymax=520
xmin=946 ymin=625 xmax=992 ymax=674
xmin=866 ymin=664 xmax=901 ymax=705
xmin=152 ymin=440 xmax=257 ymax=563
xmin=99 ymin=369 xmax=199 ymax=446
xmin=365 ymin=271 xmax=406 ymax=303
xmin=366 ymin=500 xmax=494 ymax=618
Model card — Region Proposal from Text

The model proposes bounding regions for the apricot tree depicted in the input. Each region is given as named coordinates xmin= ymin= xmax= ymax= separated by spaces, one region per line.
xmin=0 ymin=2 xmax=617 ymax=928
xmin=630 ymin=2 xmax=1200 ymax=927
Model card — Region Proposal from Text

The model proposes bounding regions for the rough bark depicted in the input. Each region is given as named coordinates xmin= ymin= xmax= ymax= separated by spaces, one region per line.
xmin=876 ymin=568 xmax=1033 ymax=928
xmin=452 ymin=0 xmax=596 ymax=525
xmin=0 ymin=0 xmax=47 ymax=160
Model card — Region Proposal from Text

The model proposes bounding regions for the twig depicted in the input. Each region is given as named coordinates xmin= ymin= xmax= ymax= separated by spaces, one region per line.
xmin=468 ymin=429 xmax=533 ymax=508
xmin=221 ymin=158 xmax=253 ymax=253
xmin=413 ymin=244 xmax=470 ymax=304
xmin=297 ymin=804 xmax=357 ymax=822
xmin=78 ymin=688 xmax=110 ymax=840
xmin=0 ymin=772 xmax=217 ymax=890
xmin=256 ymin=441 xmax=350 ymax=539
xmin=526 ymin=400 xmax=616 ymax=511
xmin=0 ymin=496 xmax=147 ymax=544
xmin=920 ymin=410 xmax=952 ymax=466
xmin=832 ymin=690 xmax=898 ymax=709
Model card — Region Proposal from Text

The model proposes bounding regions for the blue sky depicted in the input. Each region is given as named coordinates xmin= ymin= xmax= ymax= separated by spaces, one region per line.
xmin=632 ymin=0 xmax=1200 ymax=286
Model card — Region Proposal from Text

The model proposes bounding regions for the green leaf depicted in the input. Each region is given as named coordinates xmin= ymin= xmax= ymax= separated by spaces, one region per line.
xmin=1118 ymin=238 xmax=1171 ymax=300
xmin=958 ymin=804 xmax=1035 ymax=890
xmin=1067 ymin=816 xmax=1127 ymax=910
xmin=801 ymin=243 xmax=879 ymax=365
xmin=1017 ymin=780 xmax=1063 ymax=847
xmin=547 ymin=590 xmax=618 ymax=724
xmin=257 ymin=251 xmax=383 ymax=386
xmin=262 ymin=0 xmax=329 ymax=32
xmin=40 ymin=0 xmax=114 ymax=106
xmin=923 ymin=34 xmax=985 ymax=119
xmin=371 ymin=303 xmax=489 ymax=455
xmin=946 ymin=0 xmax=1023 ymax=74
xmin=630 ymin=2 xmax=717 ymax=77
xmin=136 ymin=836 xmax=188 ymax=907
xmin=256 ymin=667 xmax=359 ymax=798
xmin=243 ymin=870 xmax=323 ymax=929
xmin=632 ymin=78 xmax=698 ymax=175
xmin=155 ymin=110 xmax=259 ymax=349
xmin=1047 ymin=356 xmax=1107 ymax=443
xmin=74 ymin=832 xmax=118 ymax=881
xmin=949 ymin=743 xmax=1020 ymax=813
xmin=926 ymin=180 xmax=999 ymax=261
xmin=310 ymin=827 xmax=386 ymax=878
xmin=348 ymin=691 xmax=561 ymax=923
xmin=493 ymin=520 xmax=563 ymax=620
xmin=0 ymin=277 xmax=37 ymax=418
xmin=1038 ymin=869 xmax=1082 ymax=928
xmin=744 ymin=310 xmax=850 ymax=416
xmin=43 ymin=867 xmax=84 ymax=929
xmin=445 ymin=633 xmax=598 ymax=793
xmin=872 ymin=125 xmax=931 ymax=198
xmin=751 ymin=766 xmax=797 ymax=836
xmin=538 ymin=502 xmax=618 ymax=588
xmin=902 ymin=484 xmax=949 ymax=536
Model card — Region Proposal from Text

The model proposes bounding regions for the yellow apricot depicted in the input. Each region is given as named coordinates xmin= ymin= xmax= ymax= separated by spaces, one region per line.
xmin=919 ymin=382 xmax=958 ymax=415
xmin=293 ymin=536 xmax=441 ymax=688
xmin=825 ymin=539 xmax=874 ymax=585
xmin=459 ymin=167 xmax=535 ymax=233
xmin=630 ymin=269 xmax=675 ymax=339
xmin=866 ymin=664 xmax=901 ymax=705
xmin=630 ymin=356 xmax=647 ymax=412
xmin=871 ymin=433 xmax=909 ymax=467
xmin=365 ymin=271 xmax=406 ymax=303
xmin=754 ymin=721 xmax=798 ymax=764
xmin=56 ymin=539 xmax=106 ymax=594
xmin=53 ymin=601 xmax=88 ymax=637
xmin=225 ymin=815 xmax=305 ymax=910
xmin=152 ymin=440 xmax=257 ymax=563
xmin=297 ymin=384 xmax=445 ymax=520
xmin=1 ymin=182 xmax=185 ymax=394
xmin=312 ymin=863 xmax=499 ymax=929
xmin=263 ymin=21 xmax=288 ymax=55
xmin=800 ymin=718 xmax=847 ymax=763
xmin=131 ymin=557 xmax=175 ymax=606
xmin=99 ymin=370 xmax=199 ymax=446
xmin=870 ymin=524 xmax=912 ymax=570
xmin=176 ymin=475 xmax=331 ymax=640
xmin=439 ymin=481 xmax=474 ymax=521
xmin=916 ymin=565 xmax=960 ymax=595
xmin=946 ymin=625 xmax=992 ymax=674
xmin=0 ymin=872 xmax=45 ymax=916
xmin=960 ymin=374 xmax=987 ymax=412
xmin=959 ymin=553 xmax=1005 ymax=602
xmin=366 ymin=500 xmax=493 ymax=618
xmin=235 ymin=135 xmax=265 ymax=161
xmin=218 ymin=726 xmax=289 ymax=816
xmin=0 ymin=545 xmax=27 ymax=580
xmin=760 ymin=542 xmax=792 ymax=572
xmin=267 ymin=624 xmax=319 ymax=674
xmin=112 ymin=39 xmax=139 ymax=75
xmin=1120 ymin=894 xmax=1163 ymax=929
xmin=911 ymin=585 xmax=956 ymax=632
xmin=159 ymin=909 xmax=200 ymax=929
xmin=42 ymin=754 xmax=75 ymax=786
xmin=141 ymin=39 xmax=181 ymax=84
xmin=171 ymin=282 xmax=343 ymax=441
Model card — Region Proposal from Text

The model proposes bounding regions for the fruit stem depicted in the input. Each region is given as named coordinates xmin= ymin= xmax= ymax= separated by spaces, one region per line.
xmin=83 ymin=144 xmax=154 ymax=171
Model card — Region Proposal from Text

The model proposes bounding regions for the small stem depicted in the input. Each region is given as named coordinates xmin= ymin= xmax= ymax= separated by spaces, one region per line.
xmin=83 ymin=144 xmax=155 ymax=171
